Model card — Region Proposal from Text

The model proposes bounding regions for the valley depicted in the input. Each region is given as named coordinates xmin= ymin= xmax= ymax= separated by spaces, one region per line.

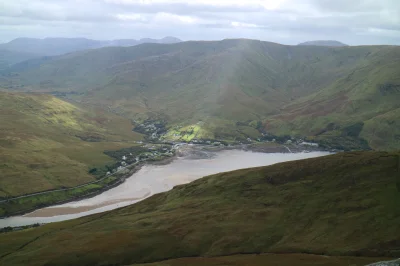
xmin=0 ymin=90 xmax=325 ymax=218
xmin=1 ymin=39 xmax=398 ymax=150
xmin=0 ymin=37 xmax=399 ymax=266
xmin=0 ymin=148 xmax=329 ymax=227
xmin=0 ymin=89 xmax=327 ymax=218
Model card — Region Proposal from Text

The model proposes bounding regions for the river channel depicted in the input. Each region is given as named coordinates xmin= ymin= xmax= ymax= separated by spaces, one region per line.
xmin=0 ymin=148 xmax=330 ymax=227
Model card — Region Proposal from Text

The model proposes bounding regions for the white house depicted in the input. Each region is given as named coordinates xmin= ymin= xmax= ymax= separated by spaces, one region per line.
xmin=300 ymin=141 xmax=319 ymax=147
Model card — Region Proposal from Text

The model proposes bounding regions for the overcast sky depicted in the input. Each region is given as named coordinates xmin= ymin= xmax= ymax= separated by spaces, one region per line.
xmin=1 ymin=0 xmax=399 ymax=45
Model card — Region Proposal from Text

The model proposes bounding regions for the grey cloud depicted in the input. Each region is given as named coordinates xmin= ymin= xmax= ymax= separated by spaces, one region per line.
xmin=309 ymin=0 xmax=399 ymax=13
xmin=104 ymin=2 xmax=262 ymax=14
xmin=0 ymin=0 xmax=261 ymax=23
xmin=0 ymin=1 xmax=116 ymax=22
xmin=0 ymin=0 xmax=399 ymax=45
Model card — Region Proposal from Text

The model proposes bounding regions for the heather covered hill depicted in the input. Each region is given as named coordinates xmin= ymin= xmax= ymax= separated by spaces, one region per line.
xmin=0 ymin=151 xmax=399 ymax=266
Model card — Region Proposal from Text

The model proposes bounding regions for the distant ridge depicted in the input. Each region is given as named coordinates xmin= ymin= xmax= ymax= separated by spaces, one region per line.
xmin=298 ymin=40 xmax=348 ymax=47
xmin=0 ymin=37 xmax=182 ymax=56
xmin=1 ymin=38 xmax=399 ymax=150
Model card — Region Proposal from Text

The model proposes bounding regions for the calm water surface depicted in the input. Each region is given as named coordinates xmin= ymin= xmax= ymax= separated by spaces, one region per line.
xmin=0 ymin=150 xmax=330 ymax=227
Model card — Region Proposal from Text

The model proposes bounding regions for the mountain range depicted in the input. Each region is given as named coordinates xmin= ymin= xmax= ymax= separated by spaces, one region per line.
xmin=0 ymin=37 xmax=181 ymax=55
xmin=297 ymin=40 xmax=348 ymax=46
xmin=1 ymin=39 xmax=399 ymax=150
xmin=0 ymin=37 xmax=181 ymax=70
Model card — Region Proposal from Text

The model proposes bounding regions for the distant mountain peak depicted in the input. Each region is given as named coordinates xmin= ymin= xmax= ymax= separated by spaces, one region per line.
xmin=297 ymin=40 xmax=348 ymax=47
xmin=138 ymin=36 xmax=181 ymax=44
xmin=0 ymin=37 xmax=182 ymax=56
xmin=160 ymin=36 xmax=182 ymax=43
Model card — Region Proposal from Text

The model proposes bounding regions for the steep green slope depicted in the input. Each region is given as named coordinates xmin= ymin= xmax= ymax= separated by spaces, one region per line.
xmin=265 ymin=46 xmax=400 ymax=150
xmin=0 ymin=91 xmax=141 ymax=198
xmin=0 ymin=151 xmax=399 ymax=266
xmin=1 ymin=40 xmax=399 ymax=147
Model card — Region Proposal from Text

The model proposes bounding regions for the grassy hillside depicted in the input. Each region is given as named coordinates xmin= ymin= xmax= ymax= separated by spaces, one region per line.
xmin=265 ymin=45 xmax=400 ymax=150
xmin=0 ymin=151 xmax=398 ymax=266
xmin=1 ymin=39 xmax=399 ymax=148
xmin=0 ymin=91 xmax=141 ymax=198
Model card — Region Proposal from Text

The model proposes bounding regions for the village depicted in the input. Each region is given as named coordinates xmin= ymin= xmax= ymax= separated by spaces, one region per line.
xmin=101 ymin=119 xmax=323 ymax=177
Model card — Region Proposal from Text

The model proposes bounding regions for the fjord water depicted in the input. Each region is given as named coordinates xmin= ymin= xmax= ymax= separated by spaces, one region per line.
xmin=0 ymin=150 xmax=330 ymax=227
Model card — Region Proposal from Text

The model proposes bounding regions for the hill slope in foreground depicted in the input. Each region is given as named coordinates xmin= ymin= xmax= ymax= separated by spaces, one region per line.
xmin=0 ymin=91 xmax=141 ymax=199
xmin=0 ymin=151 xmax=399 ymax=266
xmin=2 ymin=39 xmax=399 ymax=150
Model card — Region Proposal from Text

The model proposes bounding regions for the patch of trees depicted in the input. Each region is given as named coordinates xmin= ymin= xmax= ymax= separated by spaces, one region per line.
xmin=0 ymin=223 xmax=40 ymax=233
xmin=260 ymin=134 xmax=292 ymax=143
xmin=342 ymin=122 xmax=364 ymax=138
xmin=317 ymin=136 xmax=370 ymax=151
xmin=75 ymin=134 xmax=103 ymax=142
xmin=378 ymin=83 xmax=400 ymax=95
xmin=133 ymin=119 xmax=167 ymax=136
xmin=88 ymin=168 xmax=97 ymax=174
xmin=315 ymin=122 xmax=338 ymax=136
xmin=50 ymin=91 xmax=84 ymax=97
xmin=104 ymin=146 xmax=148 ymax=161
xmin=236 ymin=120 xmax=263 ymax=130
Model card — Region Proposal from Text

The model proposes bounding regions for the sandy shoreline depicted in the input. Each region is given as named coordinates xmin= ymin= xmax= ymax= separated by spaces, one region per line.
xmin=24 ymin=146 xmax=324 ymax=219
xmin=24 ymin=190 xmax=152 ymax=217
xmin=0 ymin=144 xmax=330 ymax=228
xmin=0 ymin=154 xmax=177 ymax=220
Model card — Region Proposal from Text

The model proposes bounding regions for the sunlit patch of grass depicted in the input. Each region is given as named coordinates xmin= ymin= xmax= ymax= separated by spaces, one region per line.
xmin=164 ymin=123 xmax=211 ymax=141
xmin=180 ymin=124 xmax=200 ymax=141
